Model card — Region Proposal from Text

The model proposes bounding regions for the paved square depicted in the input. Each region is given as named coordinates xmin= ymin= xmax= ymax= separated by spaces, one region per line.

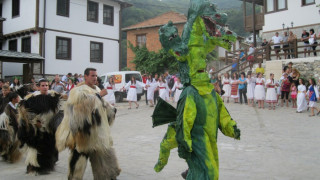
xmin=1 ymin=100 xmax=319 ymax=180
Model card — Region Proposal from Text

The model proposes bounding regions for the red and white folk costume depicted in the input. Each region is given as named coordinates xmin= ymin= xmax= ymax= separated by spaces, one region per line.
xmin=222 ymin=78 xmax=231 ymax=97
xmin=157 ymin=81 xmax=169 ymax=101
xmin=171 ymin=81 xmax=183 ymax=103
xmin=254 ymin=78 xmax=266 ymax=100
xmin=265 ymin=79 xmax=277 ymax=103
xmin=104 ymin=82 xmax=116 ymax=105
xmin=124 ymin=81 xmax=145 ymax=102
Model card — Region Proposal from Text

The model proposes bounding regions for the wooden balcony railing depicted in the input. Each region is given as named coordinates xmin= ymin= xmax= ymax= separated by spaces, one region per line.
xmin=214 ymin=39 xmax=320 ymax=75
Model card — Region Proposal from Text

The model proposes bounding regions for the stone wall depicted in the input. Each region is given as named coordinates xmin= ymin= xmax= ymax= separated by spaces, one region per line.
xmin=265 ymin=57 xmax=320 ymax=81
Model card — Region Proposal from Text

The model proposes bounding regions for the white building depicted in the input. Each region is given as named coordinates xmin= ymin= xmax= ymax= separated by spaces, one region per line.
xmin=262 ymin=0 xmax=320 ymax=39
xmin=0 ymin=0 xmax=130 ymax=82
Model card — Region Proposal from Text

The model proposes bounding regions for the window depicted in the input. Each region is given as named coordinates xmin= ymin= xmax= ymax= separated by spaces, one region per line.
xmin=90 ymin=42 xmax=103 ymax=63
xmin=103 ymin=5 xmax=114 ymax=26
xmin=57 ymin=0 xmax=70 ymax=17
xmin=9 ymin=39 xmax=17 ymax=51
xmin=0 ymin=3 xmax=3 ymax=17
xmin=12 ymin=0 xmax=20 ymax=17
xmin=136 ymin=35 xmax=146 ymax=48
xmin=87 ymin=1 xmax=98 ymax=22
xmin=302 ymin=0 xmax=315 ymax=6
xmin=266 ymin=0 xmax=274 ymax=12
xmin=21 ymin=37 xmax=31 ymax=53
xmin=56 ymin=37 xmax=72 ymax=60
xmin=265 ymin=0 xmax=287 ymax=13
xmin=277 ymin=0 xmax=286 ymax=10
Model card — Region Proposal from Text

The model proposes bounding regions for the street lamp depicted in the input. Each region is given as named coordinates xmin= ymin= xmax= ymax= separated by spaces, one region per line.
xmin=282 ymin=23 xmax=285 ymax=31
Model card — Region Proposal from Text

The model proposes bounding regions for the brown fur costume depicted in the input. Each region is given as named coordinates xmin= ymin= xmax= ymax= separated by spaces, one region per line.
xmin=0 ymin=104 xmax=21 ymax=163
xmin=56 ymin=84 xmax=120 ymax=180
xmin=17 ymin=91 xmax=62 ymax=174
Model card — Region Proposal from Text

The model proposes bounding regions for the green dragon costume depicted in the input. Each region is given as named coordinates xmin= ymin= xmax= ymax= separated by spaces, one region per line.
xmin=152 ymin=1 xmax=241 ymax=179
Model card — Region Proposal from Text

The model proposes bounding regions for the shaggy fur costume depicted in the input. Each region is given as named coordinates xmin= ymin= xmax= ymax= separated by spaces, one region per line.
xmin=17 ymin=91 xmax=62 ymax=174
xmin=56 ymin=85 xmax=120 ymax=180
xmin=0 ymin=104 xmax=21 ymax=163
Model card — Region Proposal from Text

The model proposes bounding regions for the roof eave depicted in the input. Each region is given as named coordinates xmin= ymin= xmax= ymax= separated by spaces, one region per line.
xmin=122 ymin=21 xmax=187 ymax=32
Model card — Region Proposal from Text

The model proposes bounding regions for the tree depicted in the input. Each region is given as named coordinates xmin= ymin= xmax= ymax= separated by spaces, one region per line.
xmin=128 ymin=42 xmax=178 ymax=75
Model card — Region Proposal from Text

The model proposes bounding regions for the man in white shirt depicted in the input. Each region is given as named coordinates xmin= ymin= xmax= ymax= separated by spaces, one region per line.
xmin=270 ymin=32 xmax=283 ymax=60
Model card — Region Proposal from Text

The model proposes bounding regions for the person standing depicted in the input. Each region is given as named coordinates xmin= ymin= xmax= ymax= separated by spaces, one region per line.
xmin=247 ymin=43 xmax=255 ymax=70
xmin=104 ymin=76 xmax=116 ymax=106
xmin=255 ymin=62 xmax=265 ymax=75
xmin=61 ymin=73 xmax=72 ymax=85
xmin=124 ymin=76 xmax=145 ymax=109
xmin=65 ymin=78 xmax=75 ymax=96
xmin=281 ymin=73 xmax=291 ymax=107
xmin=171 ymin=77 xmax=183 ymax=103
xmin=246 ymin=72 xmax=255 ymax=106
xmin=307 ymin=78 xmax=320 ymax=117
xmin=238 ymin=72 xmax=247 ymax=105
xmin=10 ymin=77 xmax=22 ymax=91
xmin=265 ymin=73 xmax=277 ymax=110
xmin=301 ymin=30 xmax=310 ymax=57
xmin=254 ymin=72 xmax=265 ymax=109
xmin=282 ymin=31 xmax=289 ymax=59
xmin=153 ymin=74 xmax=159 ymax=105
xmin=231 ymin=72 xmax=239 ymax=103
xmin=0 ymin=84 xmax=11 ymax=114
xmin=157 ymin=75 xmax=169 ymax=101
xmin=142 ymin=74 xmax=148 ymax=105
xmin=288 ymin=31 xmax=297 ymax=58
xmin=290 ymin=82 xmax=297 ymax=108
xmin=222 ymin=73 xmax=231 ymax=103
xmin=146 ymin=75 xmax=157 ymax=107
xmin=270 ymin=32 xmax=283 ymax=60
xmin=309 ymin=28 xmax=317 ymax=57
xmin=296 ymin=78 xmax=308 ymax=113
xmin=51 ymin=75 xmax=66 ymax=94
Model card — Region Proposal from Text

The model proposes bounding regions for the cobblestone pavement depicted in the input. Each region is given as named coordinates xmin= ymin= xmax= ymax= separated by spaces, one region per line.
xmin=1 ymin=97 xmax=320 ymax=180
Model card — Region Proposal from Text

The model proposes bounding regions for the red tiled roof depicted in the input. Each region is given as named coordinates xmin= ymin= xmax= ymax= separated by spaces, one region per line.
xmin=122 ymin=11 xmax=187 ymax=31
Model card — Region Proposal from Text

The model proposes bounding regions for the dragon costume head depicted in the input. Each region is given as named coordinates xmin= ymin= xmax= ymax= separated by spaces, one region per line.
xmin=159 ymin=0 xmax=236 ymax=94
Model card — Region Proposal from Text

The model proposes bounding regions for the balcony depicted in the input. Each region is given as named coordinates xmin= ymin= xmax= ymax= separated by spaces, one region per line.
xmin=245 ymin=13 xmax=264 ymax=32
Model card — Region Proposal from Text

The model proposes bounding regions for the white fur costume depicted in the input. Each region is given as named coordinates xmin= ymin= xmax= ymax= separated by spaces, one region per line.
xmin=56 ymin=84 xmax=120 ymax=180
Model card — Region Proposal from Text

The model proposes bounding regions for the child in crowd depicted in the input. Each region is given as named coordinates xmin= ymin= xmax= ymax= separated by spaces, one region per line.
xmin=222 ymin=73 xmax=231 ymax=103
xmin=266 ymin=73 xmax=277 ymax=110
xmin=254 ymin=72 xmax=265 ymax=109
xmin=307 ymin=78 xmax=320 ymax=117
xmin=246 ymin=72 xmax=255 ymax=106
xmin=297 ymin=78 xmax=308 ymax=113
xmin=231 ymin=72 xmax=239 ymax=103
xmin=290 ymin=82 xmax=297 ymax=108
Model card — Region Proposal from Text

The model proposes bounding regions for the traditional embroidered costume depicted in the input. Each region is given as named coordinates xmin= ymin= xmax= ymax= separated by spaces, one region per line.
xmin=171 ymin=81 xmax=183 ymax=103
xmin=254 ymin=78 xmax=265 ymax=100
xmin=230 ymin=79 xmax=239 ymax=99
xmin=265 ymin=79 xmax=277 ymax=103
xmin=104 ymin=82 xmax=116 ymax=105
xmin=158 ymin=81 xmax=169 ymax=101
xmin=297 ymin=84 xmax=308 ymax=112
xmin=222 ymin=78 xmax=231 ymax=97
xmin=246 ymin=77 xmax=255 ymax=100
xmin=307 ymin=85 xmax=319 ymax=107
xmin=125 ymin=81 xmax=145 ymax=102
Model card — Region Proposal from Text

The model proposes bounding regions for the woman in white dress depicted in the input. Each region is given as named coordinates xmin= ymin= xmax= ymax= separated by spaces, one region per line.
xmin=104 ymin=76 xmax=116 ymax=106
xmin=146 ymin=75 xmax=157 ymax=107
xmin=254 ymin=72 xmax=266 ymax=109
xmin=296 ymin=78 xmax=308 ymax=113
xmin=265 ymin=73 xmax=277 ymax=110
xmin=124 ymin=76 xmax=145 ymax=109
xmin=222 ymin=73 xmax=231 ymax=103
xmin=157 ymin=75 xmax=169 ymax=101
xmin=246 ymin=72 xmax=255 ymax=106
xmin=171 ymin=77 xmax=183 ymax=103
xmin=230 ymin=72 xmax=239 ymax=103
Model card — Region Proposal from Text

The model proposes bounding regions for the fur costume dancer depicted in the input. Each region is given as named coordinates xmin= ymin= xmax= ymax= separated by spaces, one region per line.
xmin=56 ymin=84 xmax=120 ymax=180
xmin=17 ymin=91 xmax=62 ymax=174
xmin=0 ymin=92 xmax=25 ymax=163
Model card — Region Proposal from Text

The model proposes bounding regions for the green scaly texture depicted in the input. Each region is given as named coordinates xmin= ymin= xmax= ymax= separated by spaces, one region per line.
xmin=154 ymin=1 xmax=240 ymax=179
